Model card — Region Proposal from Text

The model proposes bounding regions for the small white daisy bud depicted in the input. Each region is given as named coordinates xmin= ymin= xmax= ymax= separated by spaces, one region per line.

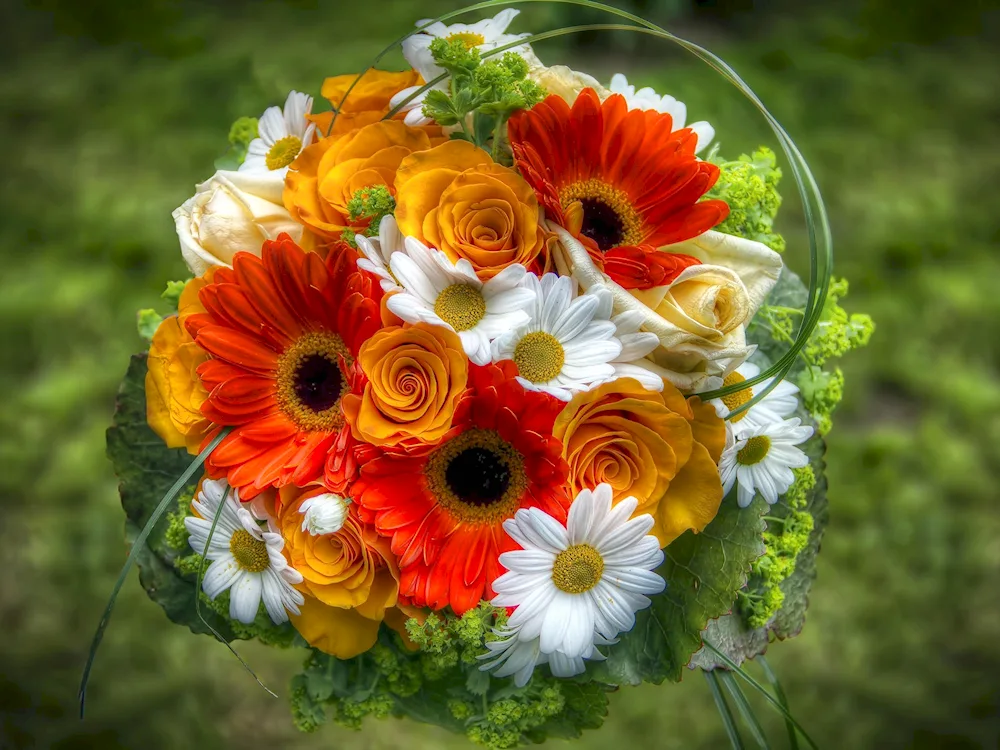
xmin=298 ymin=493 xmax=351 ymax=536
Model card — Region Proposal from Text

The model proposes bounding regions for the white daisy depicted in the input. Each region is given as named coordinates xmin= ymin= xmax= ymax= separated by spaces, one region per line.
xmin=386 ymin=237 xmax=535 ymax=365
xmin=355 ymin=215 xmax=406 ymax=293
xmin=608 ymin=73 xmax=714 ymax=153
xmin=719 ymin=418 xmax=814 ymax=508
xmin=491 ymin=274 xmax=622 ymax=401
xmin=478 ymin=624 xmax=614 ymax=687
xmin=240 ymin=91 xmax=316 ymax=176
xmin=491 ymin=484 xmax=665 ymax=660
xmin=710 ymin=361 xmax=802 ymax=432
xmin=391 ymin=9 xmax=532 ymax=127
xmin=586 ymin=285 xmax=663 ymax=392
xmin=184 ymin=478 xmax=304 ymax=624
xmin=298 ymin=492 xmax=351 ymax=536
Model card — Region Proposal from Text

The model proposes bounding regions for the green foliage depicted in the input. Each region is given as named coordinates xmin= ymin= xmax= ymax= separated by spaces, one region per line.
xmin=421 ymin=39 xmax=545 ymax=161
xmin=136 ymin=308 xmax=163 ymax=342
xmin=160 ymin=279 xmax=187 ymax=311
xmin=289 ymin=612 xmax=607 ymax=750
xmin=215 ymin=115 xmax=259 ymax=170
xmin=341 ymin=184 xmax=396 ymax=247
xmin=708 ymin=146 xmax=786 ymax=252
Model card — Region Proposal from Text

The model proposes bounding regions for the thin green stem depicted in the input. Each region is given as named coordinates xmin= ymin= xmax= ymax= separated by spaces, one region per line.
xmin=720 ymin=671 xmax=772 ymax=749
xmin=706 ymin=670 xmax=747 ymax=750
xmin=759 ymin=656 xmax=799 ymax=750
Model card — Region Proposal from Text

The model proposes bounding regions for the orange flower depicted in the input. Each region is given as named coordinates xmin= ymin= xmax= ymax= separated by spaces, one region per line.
xmin=508 ymin=89 xmax=729 ymax=289
xmin=284 ymin=120 xmax=434 ymax=243
xmin=274 ymin=485 xmax=399 ymax=658
xmin=553 ymin=377 xmax=726 ymax=547
xmin=309 ymin=70 xmax=425 ymax=139
xmin=394 ymin=140 xmax=545 ymax=279
xmin=184 ymin=235 xmax=383 ymax=499
xmin=145 ymin=275 xmax=215 ymax=453
xmin=342 ymin=323 xmax=469 ymax=449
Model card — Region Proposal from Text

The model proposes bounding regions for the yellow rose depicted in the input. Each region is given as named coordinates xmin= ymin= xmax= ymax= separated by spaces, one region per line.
xmin=284 ymin=120 xmax=434 ymax=242
xmin=342 ymin=323 xmax=468 ymax=449
xmin=145 ymin=276 xmax=213 ymax=454
xmin=173 ymin=170 xmax=304 ymax=275
xmin=309 ymin=69 xmax=435 ymax=139
xmin=276 ymin=485 xmax=400 ymax=659
xmin=394 ymin=140 xmax=545 ymax=278
xmin=553 ymin=377 xmax=726 ymax=547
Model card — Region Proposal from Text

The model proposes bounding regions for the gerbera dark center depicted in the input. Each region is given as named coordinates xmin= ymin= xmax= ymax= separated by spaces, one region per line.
xmin=293 ymin=353 xmax=343 ymax=413
xmin=276 ymin=331 xmax=352 ymax=432
xmin=425 ymin=428 xmax=528 ymax=525
xmin=559 ymin=179 xmax=644 ymax=251
xmin=579 ymin=198 xmax=625 ymax=251
xmin=445 ymin=447 xmax=511 ymax=506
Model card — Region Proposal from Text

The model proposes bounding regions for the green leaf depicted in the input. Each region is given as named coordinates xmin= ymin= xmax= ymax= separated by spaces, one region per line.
xmin=136 ymin=309 xmax=162 ymax=342
xmin=106 ymin=354 xmax=235 ymax=639
xmin=465 ymin=666 xmax=491 ymax=696
xmin=594 ymin=494 xmax=767 ymax=685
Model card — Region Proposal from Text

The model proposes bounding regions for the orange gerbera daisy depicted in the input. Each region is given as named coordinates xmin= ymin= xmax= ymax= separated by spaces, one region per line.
xmin=185 ymin=234 xmax=382 ymax=500
xmin=352 ymin=362 xmax=571 ymax=615
xmin=508 ymin=89 xmax=730 ymax=290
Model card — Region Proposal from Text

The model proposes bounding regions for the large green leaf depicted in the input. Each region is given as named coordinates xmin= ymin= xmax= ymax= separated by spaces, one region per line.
xmin=106 ymin=354 xmax=234 ymax=639
xmin=594 ymin=495 xmax=767 ymax=685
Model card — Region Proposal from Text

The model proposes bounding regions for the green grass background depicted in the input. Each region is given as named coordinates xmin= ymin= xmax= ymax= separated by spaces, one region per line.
xmin=1 ymin=0 xmax=998 ymax=747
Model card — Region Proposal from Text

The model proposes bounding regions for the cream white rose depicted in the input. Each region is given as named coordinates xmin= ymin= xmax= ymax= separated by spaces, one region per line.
xmin=173 ymin=170 xmax=304 ymax=275
xmin=549 ymin=225 xmax=782 ymax=392
xmin=525 ymin=60 xmax=609 ymax=104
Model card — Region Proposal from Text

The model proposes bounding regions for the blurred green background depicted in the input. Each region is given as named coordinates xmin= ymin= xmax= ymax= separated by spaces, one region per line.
xmin=2 ymin=0 xmax=998 ymax=747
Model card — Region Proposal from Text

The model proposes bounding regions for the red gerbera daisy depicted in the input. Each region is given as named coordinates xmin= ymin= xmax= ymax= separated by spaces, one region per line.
xmin=185 ymin=235 xmax=382 ymax=500
xmin=508 ymin=88 xmax=730 ymax=290
xmin=352 ymin=362 xmax=571 ymax=615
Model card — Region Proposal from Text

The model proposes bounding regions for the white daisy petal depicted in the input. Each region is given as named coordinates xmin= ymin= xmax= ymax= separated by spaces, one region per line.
xmin=229 ymin=572 xmax=263 ymax=624
xmin=607 ymin=73 xmax=713 ymax=152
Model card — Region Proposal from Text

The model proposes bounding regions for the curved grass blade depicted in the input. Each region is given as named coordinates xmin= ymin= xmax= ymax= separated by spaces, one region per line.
xmin=760 ymin=655 xmax=799 ymax=750
xmin=364 ymin=0 xmax=832 ymax=411
xmin=194 ymin=484 xmax=277 ymax=698
xmin=720 ymin=670 xmax=772 ymax=749
xmin=706 ymin=670 xmax=747 ymax=750
xmin=703 ymin=642 xmax=819 ymax=749
xmin=79 ymin=427 xmax=230 ymax=718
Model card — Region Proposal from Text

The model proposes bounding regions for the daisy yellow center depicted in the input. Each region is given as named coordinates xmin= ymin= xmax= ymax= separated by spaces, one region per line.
xmin=229 ymin=528 xmax=270 ymax=573
xmin=425 ymin=428 xmax=528 ymax=525
xmin=446 ymin=31 xmax=486 ymax=49
xmin=560 ymin=179 xmax=644 ymax=251
xmin=737 ymin=436 xmax=771 ymax=466
xmin=552 ymin=544 xmax=604 ymax=594
xmin=721 ymin=371 xmax=753 ymax=423
xmin=276 ymin=331 xmax=351 ymax=431
xmin=265 ymin=135 xmax=303 ymax=171
xmin=513 ymin=331 xmax=565 ymax=383
xmin=434 ymin=283 xmax=486 ymax=331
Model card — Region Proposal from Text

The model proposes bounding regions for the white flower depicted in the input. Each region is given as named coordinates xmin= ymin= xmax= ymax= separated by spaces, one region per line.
xmin=355 ymin=215 xmax=405 ymax=293
xmin=719 ymin=418 xmax=814 ymax=508
xmin=710 ymin=361 xmax=801 ymax=432
xmin=173 ymin=170 xmax=303 ymax=276
xmin=298 ymin=493 xmax=351 ymax=536
xmin=478 ymin=625 xmax=614 ymax=687
xmin=391 ymin=9 xmax=532 ymax=126
xmin=491 ymin=484 xmax=665 ymax=660
xmin=184 ymin=478 xmax=304 ymax=624
xmin=491 ymin=274 xmax=622 ymax=401
xmin=608 ymin=74 xmax=714 ymax=153
xmin=240 ymin=91 xmax=316 ymax=176
xmin=386 ymin=237 xmax=535 ymax=365
xmin=585 ymin=285 xmax=663 ymax=392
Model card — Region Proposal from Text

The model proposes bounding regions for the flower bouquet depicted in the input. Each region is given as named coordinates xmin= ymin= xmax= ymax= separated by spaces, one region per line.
xmin=83 ymin=2 xmax=874 ymax=747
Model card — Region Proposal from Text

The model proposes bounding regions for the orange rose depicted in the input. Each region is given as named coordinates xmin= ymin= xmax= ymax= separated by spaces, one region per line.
xmin=342 ymin=323 xmax=468 ymax=449
xmin=145 ymin=275 xmax=214 ymax=453
xmin=394 ymin=140 xmax=545 ymax=279
xmin=309 ymin=70 xmax=425 ymax=139
xmin=553 ymin=378 xmax=726 ymax=547
xmin=284 ymin=120 xmax=434 ymax=242
xmin=275 ymin=485 xmax=400 ymax=658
